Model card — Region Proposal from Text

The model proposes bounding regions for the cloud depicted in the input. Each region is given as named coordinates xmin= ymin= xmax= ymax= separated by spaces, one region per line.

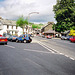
xmin=0 ymin=0 xmax=56 ymax=23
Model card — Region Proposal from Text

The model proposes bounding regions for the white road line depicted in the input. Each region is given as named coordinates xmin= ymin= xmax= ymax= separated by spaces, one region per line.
xmin=38 ymin=41 xmax=57 ymax=53
xmin=5 ymin=45 xmax=15 ymax=48
xmin=24 ymin=49 xmax=51 ymax=54
xmin=25 ymin=58 xmax=41 ymax=67
xmin=37 ymin=41 xmax=75 ymax=61
xmin=69 ymin=57 xmax=75 ymax=60
xmin=38 ymin=42 xmax=55 ymax=53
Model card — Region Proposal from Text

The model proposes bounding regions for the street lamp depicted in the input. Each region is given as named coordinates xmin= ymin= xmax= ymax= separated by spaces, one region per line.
xmin=27 ymin=12 xmax=39 ymax=33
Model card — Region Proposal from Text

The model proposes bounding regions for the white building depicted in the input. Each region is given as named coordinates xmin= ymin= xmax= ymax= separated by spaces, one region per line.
xmin=0 ymin=17 xmax=32 ymax=36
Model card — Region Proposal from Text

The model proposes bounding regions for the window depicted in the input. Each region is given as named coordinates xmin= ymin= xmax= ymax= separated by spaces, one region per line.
xmin=12 ymin=26 xmax=13 ymax=29
xmin=16 ymin=26 xmax=18 ymax=29
xmin=7 ymin=25 xmax=9 ymax=29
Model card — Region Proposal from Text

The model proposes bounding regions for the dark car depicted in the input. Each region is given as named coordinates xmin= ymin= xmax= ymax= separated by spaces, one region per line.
xmin=16 ymin=34 xmax=32 ymax=43
xmin=0 ymin=35 xmax=8 ymax=45
xmin=70 ymin=36 xmax=75 ymax=42
xmin=8 ymin=36 xmax=18 ymax=42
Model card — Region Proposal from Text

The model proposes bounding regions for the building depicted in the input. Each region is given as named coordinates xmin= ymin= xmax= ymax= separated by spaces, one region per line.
xmin=0 ymin=17 xmax=32 ymax=36
xmin=41 ymin=22 xmax=54 ymax=33
xmin=41 ymin=22 xmax=57 ymax=37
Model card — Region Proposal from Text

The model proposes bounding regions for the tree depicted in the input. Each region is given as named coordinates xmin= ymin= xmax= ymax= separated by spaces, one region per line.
xmin=32 ymin=24 xmax=41 ymax=29
xmin=53 ymin=0 xmax=75 ymax=32
xmin=16 ymin=16 xmax=28 ymax=34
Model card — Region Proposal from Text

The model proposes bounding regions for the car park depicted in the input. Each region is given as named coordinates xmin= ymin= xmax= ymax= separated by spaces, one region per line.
xmin=16 ymin=34 xmax=32 ymax=43
xmin=0 ymin=35 xmax=8 ymax=45
xmin=70 ymin=36 xmax=75 ymax=42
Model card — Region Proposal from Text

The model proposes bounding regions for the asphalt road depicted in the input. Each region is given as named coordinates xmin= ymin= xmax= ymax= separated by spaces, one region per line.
xmin=35 ymin=36 xmax=75 ymax=60
xmin=0 ymin=39 xmax=75 ymax=75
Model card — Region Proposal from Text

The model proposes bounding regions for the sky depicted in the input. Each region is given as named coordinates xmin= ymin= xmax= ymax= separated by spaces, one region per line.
xmin=0 ymin=0 xmax=57 ymax=24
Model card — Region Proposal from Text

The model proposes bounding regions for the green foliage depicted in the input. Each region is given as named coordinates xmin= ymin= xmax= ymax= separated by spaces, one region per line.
xmin=16 ymin=16 xmax=25 ymax=28
xmin=16 ymin=16 xmax=29 ymax=33
xmin=53 ymin=0 xmax=75 ymax=32
xmin=32 ymin=24 xmax=41 ymax=29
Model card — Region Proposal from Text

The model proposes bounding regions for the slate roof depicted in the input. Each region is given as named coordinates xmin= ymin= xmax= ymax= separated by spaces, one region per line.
xmin=0 ymin=17 xmax=16 ymax=26
xmin=44 ymin=29 xmax=57 ymax=34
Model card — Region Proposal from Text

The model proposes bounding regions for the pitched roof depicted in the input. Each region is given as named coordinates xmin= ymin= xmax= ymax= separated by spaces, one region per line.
xmin=44 ymin=29 xmax=58 ymax=34
xmin=0 ymin=18 xmax=16 ymax=25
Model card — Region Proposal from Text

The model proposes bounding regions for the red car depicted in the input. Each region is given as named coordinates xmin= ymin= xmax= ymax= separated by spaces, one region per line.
xmin=0 ymin=35 xmax=8 ymax=45
xmin=70 ymin=36 xmax=75 ymax=42
xmin=46 ymin=35 xmax=52 ymax=39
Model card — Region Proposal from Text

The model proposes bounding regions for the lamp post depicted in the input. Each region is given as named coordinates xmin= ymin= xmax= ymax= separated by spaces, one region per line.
xmin=27 ymin=12 xmax=39 ymax=34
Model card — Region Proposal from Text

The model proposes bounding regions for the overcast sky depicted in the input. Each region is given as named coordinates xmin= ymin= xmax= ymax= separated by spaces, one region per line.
xmin=0 ymin=0 xmax=56 ymax=24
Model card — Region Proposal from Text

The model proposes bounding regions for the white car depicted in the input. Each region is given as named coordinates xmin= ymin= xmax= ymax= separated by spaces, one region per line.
xmin=61 ymin=36 xmax=67 ymax=40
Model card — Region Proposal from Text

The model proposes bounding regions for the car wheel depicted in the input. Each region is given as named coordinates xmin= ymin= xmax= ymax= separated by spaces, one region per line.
xmin=11 ymin=40 xmax=13 ymax=42
xmin=26 ymin=40 xmax=29 ymax=43
xmin=23 ymin=40 xmax=26 ymax=43
xmin=5 ymin=42 xmax=7 ymax=45
xmin=16 ymin=39 xmax=18 ymax=43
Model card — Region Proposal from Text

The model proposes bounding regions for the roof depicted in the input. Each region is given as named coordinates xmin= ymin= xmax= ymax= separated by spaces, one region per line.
xmin=41 ymin=22 xmax=54 ymax=29
xmin=44 ymin=29 xmax=57 ymax=34
xmin=0 ymin=18 xmax=16 ymax=26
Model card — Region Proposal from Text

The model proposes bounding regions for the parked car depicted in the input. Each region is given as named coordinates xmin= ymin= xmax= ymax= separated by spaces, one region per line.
xmin=46 ymin=35 xmax=52 ymax=39
xmin=66 ymin=36 xmax=72 ymax=40
xmin=8 ymin=36 xmax=18 ymax=42
xmin=0 ymin=35 xmax=8 ymax=45
xmin=70 ymin=36 xmax=75 ymax=42
xmin=42 ymin=35 xmax=45 ymax=38
xmin=61 ymin=36 xmax=67 ymax=40
xmin=3 ymin=33 xmax=12 ymax=40
xmin=16 ymin=34 xmax=32 ymax=43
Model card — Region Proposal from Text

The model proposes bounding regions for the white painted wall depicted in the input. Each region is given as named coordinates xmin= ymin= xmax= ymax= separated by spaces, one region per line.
xmin=13 ymin=26 xmax=16 ymax=30
xmin=17 ymin=27 xmax=23 ymax=36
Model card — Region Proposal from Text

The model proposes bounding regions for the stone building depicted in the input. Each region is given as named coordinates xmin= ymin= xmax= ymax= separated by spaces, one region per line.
xmin=41 ymin=22 xmax=54 ymax=33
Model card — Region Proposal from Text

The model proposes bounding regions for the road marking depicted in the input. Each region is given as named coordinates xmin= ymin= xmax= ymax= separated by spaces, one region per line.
xmin=24 ymin=49 xmax=51 ymax=54
xmin=40 ymin=40 xmax=47 ymax=41
xmin=25 ymin=58 xmax=41 ymax=67
xmin=38 ymin=42 xmax=55 ymax=53
xmin=37 ymin=41 xmax=75 ymax=61
xmin=5 ymin=45 xmax=15 ymax=48
xmin=38 ymin=41 xmax=58 ymax=54
xmin=69 ymin=57 xmax=75 ymax=60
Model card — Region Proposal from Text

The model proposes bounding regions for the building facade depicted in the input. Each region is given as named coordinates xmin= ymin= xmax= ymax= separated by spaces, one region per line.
xmin=0 ymin=17 xmax=32 ymax=36
xmin=41 ymin=22 xmax=54 ymax=33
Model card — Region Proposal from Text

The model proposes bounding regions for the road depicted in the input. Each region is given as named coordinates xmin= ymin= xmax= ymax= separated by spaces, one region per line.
xmin=0 ymin=37 xmax=75 ymax=75
xmin=35 ymin=36 xmax=75 ymax=60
